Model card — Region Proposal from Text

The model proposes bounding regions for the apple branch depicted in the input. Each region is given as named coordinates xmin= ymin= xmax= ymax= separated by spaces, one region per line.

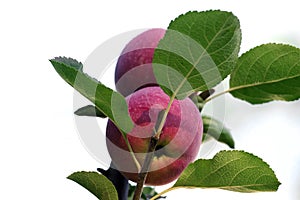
xmin=133 ymin=109 xmax=169 ymax=200
xmin=133 ymin=88 xmax=213 ymax=199
xmin=133 ymin=137 xmax=159 ymax=200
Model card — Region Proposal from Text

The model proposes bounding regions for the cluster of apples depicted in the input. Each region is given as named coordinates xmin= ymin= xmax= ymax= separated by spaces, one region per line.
xmin=106 ymin=29 xmax=203 ymax=185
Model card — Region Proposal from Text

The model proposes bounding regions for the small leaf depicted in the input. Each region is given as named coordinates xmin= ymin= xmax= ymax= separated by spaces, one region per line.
xmin=75 ymin=105 xmax=107 ymax=118
xmin=50 ymin=57 xmax=133 ymax=133
xmin=202 ymin=116 xmax=234 ymax=148
xmin=67 ymin=171 xmax=118 ymax=200
xmin=230 ymin=43 xmax=300 ymax=104
xmin=153 ymin=10 xmax=241 ymax=99
xmin=174 ymin=150 xmax=280 ymax=192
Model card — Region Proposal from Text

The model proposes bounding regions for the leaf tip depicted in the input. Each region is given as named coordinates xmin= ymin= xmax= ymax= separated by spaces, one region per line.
xmin=67 ymin=171 xmax=82 ymax=180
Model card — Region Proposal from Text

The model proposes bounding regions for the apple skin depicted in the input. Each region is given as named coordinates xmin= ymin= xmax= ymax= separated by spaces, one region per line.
xmin=106 ymin=86 xmax=203 ymax=185
xmin=115 ymin=28 xmax=166 ymax=96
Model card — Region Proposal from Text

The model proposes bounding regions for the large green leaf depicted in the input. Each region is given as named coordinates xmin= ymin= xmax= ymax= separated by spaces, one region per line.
xmin=68 ymin=171 xmax=118 ymax=200
xmin=50 ymin=57 xmax=133 ymax=133
xmin=230 ymin=43 xmax=300 ymax=104
xmin=174 ymin=150 xmax=280 ymax=192
xmin=153 ymin=10 xmax=241 ymax=99
xmin=202 ymin=116 xmax=234 ymax=148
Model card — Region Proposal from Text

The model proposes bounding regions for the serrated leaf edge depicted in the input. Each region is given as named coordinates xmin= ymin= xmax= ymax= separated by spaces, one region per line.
xmin=174 ymin=150 xmax=281 ymax=191
xmin=230 ymin=43 xmax=300 ymax=102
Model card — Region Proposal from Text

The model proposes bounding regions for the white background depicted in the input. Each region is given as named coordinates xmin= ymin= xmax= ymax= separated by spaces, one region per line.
xmin=1 ymin=0 xmax=300 ymax=199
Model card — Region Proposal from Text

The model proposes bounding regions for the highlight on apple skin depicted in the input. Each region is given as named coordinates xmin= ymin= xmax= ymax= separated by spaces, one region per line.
xmin=115 ymin=28 xmax=166 ymax=97
xmin=106 ymin=86 xmax=203 ymax=185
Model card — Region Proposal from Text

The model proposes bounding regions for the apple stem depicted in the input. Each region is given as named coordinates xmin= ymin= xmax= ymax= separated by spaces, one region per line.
xmin=133 ymin=136 xmax=159 ymax=200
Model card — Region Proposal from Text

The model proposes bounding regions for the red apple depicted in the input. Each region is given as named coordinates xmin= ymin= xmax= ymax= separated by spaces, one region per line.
xmin=115 ymin=28 xmax=166 ymax=96
xmin=106 ymin=86 xmax=203 ymax=185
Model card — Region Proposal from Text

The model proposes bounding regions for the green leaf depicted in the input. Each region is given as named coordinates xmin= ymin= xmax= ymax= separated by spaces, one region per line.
xmin=230 ymin=43 xmax=300 ymax=104
xmin=202 ymin=116 xmax=235 ymax=148
xmin=50 ymin=57 xmax=133 ymax=133
xmin=174 ymin=150 xmax=280 ymax=192
xmin=74 ymin=105 xmax=107 ymax=118
xmin=153 ymin=10 xmax=241 ymax=99
xmin=67 ymin=171 xmax=118 ymax=200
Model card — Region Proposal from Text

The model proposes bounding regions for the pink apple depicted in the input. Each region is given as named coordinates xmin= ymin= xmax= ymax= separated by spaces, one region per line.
xmin=106 ymin=86 xmax=203 ymax=185
xmin=115 ymin=28 xmax=166 ymax=96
